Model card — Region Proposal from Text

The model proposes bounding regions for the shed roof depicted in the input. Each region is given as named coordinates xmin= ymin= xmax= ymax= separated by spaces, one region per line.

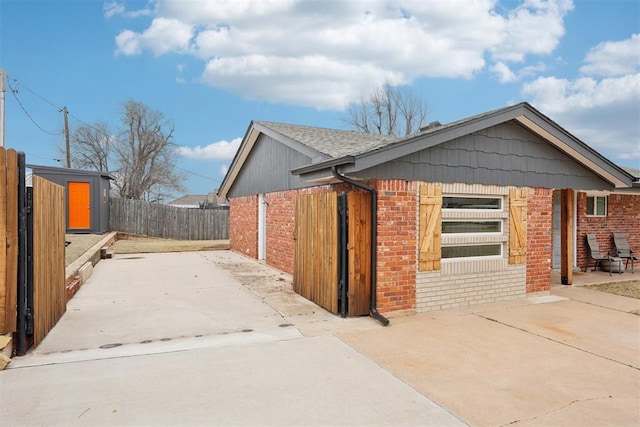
xmin=27 ymin=164 xmax=115 ymax=180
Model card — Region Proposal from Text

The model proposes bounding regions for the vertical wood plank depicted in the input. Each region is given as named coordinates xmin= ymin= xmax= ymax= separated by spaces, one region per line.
xmin=509 ymin=188 xmax=527 ymax=264
xmin=292 ymin=192 xmax=339 ymax=314
xmin=348 ymin=191 xmax=371 ymax=316
xmin=419 ymin=183 xmax=442 ymax=271
xmin=32 ymin=176 xmax=66 ymax=346
xmin=5 ymin=149 xmax=18 ymax=332
xmin=560 ymin=188 xmax=574 ymax=284
xmin=0 ymin=148 xmax=6 ymax=332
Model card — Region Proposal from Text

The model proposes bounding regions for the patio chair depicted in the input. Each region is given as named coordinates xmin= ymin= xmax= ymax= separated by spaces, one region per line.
xmin=613 ymin=232 xmax=638 ymax=274
xmin=585 ymin=234 xmax=620 ymax=276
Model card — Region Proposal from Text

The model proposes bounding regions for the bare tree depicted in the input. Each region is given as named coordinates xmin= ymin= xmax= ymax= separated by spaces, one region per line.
xmin=344 ymin=82 xmax=428 ymax=136
xmin=114 ymin=101 xmax=185 ymax=200
xmin=68 ymin=122 xmax=112 ymax=172
xmin=66 ymin=100 xmax=185 ymax=200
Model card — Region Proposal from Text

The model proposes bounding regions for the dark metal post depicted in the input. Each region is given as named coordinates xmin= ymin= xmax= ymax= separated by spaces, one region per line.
xmin=338 ymin=192 xmax=348 ymax=318
xmin=16 ymin=152 xmax=27 ymax=355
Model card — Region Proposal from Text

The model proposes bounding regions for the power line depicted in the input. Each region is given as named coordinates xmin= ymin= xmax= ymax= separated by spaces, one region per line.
xmin=7 ymin=81 xmax=64 ymax=136
xmin=18 ymin=80 xmax=62 ymax=110
xmin=176 ymin=166 xmax=222 ymax=182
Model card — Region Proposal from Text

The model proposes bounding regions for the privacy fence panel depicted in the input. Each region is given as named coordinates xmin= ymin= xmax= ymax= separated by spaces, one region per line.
xmin=32 ymin=175 xmax=66 ymax=346
xmin=110 ymin=198 xmax=230 ymax=240
xmin=0 ymin=148 xmax=19 ymax=334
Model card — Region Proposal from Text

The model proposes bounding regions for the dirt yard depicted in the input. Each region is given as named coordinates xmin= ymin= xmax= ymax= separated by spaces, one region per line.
xmin=110 ymin=233 xmax=229 ymax=254
xmin=65 ymin=233 xmax=229 ymax=266
xmin=586 ymin=280 xmax=640 ymax=299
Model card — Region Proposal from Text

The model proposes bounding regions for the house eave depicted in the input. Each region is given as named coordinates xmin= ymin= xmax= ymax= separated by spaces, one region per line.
xmin=291 ymin=155 xmax=355 ymax=176
xmin=291 ymin=103 xmax=633 ymax=189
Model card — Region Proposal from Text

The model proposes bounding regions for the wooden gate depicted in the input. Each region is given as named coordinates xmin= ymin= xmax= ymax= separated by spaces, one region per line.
xmin=0 ymin=148 xmax=19 ymax=335
xmin=31 ymin=176 xmax=66 ymax=346
xmin=293 ymin=191 xmax=371 ymax=316
xmin=346 ymin=191 xmax=371 ymax=316
xmin=293 ymin=192 xmax=339 ymax=313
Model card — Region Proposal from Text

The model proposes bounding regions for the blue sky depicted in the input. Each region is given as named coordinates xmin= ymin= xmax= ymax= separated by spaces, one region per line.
xmin=1 ymin=0 xmax=639 ymax=200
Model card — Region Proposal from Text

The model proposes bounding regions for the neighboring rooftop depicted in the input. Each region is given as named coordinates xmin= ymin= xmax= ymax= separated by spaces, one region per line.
xmin=168 ymin=192 xmax=225 ymax=207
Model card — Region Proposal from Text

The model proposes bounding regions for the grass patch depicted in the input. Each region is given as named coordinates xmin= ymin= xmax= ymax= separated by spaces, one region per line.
xmin=585 ymin=281 xmax=640 ymax=299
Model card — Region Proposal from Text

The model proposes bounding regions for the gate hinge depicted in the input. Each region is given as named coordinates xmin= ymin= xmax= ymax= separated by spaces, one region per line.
xmin=26 ymin=308 xmax=34 ymax=335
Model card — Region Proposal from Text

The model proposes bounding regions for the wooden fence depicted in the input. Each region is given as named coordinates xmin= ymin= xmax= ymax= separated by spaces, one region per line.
xmin=0 ymin=148 xmax=19 ymax=334
xmin=110 ymin=198 xmax=230 ymax=240
xmin=31 ymin=175 xmax=66 ymax=346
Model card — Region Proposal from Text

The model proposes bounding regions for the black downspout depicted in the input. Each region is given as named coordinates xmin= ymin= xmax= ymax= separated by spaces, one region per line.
xmin=331 ymin=166 xmax=390 ymax=326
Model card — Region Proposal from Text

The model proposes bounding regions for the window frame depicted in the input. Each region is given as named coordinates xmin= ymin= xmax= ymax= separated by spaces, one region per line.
xmin=440 ymin=194 xmax=506 ymax=261
xmin=585 ymin=195 xmax=607 ymax=217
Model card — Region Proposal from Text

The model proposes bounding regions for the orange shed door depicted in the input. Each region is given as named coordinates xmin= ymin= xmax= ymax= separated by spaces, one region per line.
xmin=68 ymin=181 xmax=91 ymax=229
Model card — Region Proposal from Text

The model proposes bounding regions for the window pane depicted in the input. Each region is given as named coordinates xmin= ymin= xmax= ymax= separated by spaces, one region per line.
xmin=442 ymin=244 xmax=502 ymax=258
xmin=443 ymin=197 xmax=501 ymax=210
xmin=586 ymin=197 xmax=595 ymax=215
xmin=596 ymin=196 xmax=606 ymax=216
xmin=442 ymin=221 xmax=501 ymax=233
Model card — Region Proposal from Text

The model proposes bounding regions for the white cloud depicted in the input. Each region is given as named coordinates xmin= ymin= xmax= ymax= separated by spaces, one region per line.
xmin=580 ymin=34 xmax=640 ymax=77
xmin=219 ymin=164 xmax=229 ymax=177
xmin=491 ymin=0 xmax=573 ymax=62
xmin=178 ymin=138 xmax=241 ymax=160
xmin=103 ymin=1 xmax=125 ymax=19
xmin=522 ymin=73 xmax=640 ymax=163
xmin=104 ymin=1 xmax=154 ymax=19
xmin=111 ymin=0 xmax=572 ymax=108
xmin=492 ymin=61 xmax=547 ymax=83
xmin=491 ymin=61 xmax=517 ymax=83
xmin=116 ymin=18 xmax=193 ymax=56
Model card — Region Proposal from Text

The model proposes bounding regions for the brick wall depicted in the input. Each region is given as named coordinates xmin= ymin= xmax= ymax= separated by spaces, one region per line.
xmin=264 ymin=190 xmax=297 ymax=275
xmin=229 ymin=195 xmax=258 ymax=258
xmin=416 ymin=183 xmax=529 ymax=312
xmin=576 ymin=192 xmax=640 ymax=270
xmin=526 ymin=188 xmax=553 ymax=293
xmin=375 ymin=180 xmax=417 ymax=313
xmin=416 ymin=264 xmax=526 ymax=311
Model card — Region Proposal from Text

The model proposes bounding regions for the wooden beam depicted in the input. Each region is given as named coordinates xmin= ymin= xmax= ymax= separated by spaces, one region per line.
xmin=560 ymin=188 xmax=574 ymax=285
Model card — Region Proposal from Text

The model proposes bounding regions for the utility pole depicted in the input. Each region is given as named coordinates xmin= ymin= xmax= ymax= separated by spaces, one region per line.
xmin=63 ymin=106 xmax=70 ymax=167
xmin=0 ymin=68 xmax=6 ymax=148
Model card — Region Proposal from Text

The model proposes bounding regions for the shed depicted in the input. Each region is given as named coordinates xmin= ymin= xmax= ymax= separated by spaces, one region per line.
xmin=28 ymin=165 xmax=114 ymax=233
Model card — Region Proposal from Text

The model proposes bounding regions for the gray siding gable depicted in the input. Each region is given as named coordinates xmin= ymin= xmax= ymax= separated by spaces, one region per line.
xmin=227 ymin=133 xmax=317 ymax=198
xmin=353 ymin=122 xmax=613 ymax=190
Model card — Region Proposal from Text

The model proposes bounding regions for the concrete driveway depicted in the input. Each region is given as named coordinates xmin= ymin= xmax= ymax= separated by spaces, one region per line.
xmin=2 ymin=250 xmax=639 ymax=426
xmin=1 ymin=251 xmax=461 ymax=426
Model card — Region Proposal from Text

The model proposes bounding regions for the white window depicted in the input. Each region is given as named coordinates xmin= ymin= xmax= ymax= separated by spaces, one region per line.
xmin=586 ymin=195 xmax=607 ymax=217
xmin=441 ymin=196 xmax=506 ymax=259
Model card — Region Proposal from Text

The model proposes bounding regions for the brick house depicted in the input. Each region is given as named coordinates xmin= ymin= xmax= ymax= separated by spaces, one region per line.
xmin=218 ymin=103 xmax=638 ymax=322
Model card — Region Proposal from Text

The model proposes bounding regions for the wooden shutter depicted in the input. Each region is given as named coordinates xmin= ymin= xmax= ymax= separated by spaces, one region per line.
xmin=419 ymin=183 xmax=442 ymax=271
xmin=509 ymin=188 xmax=527 ymax=264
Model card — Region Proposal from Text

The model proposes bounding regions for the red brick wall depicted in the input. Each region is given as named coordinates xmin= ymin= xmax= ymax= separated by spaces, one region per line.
xmin=526 ymin=188 xmax=553 ymax=293
xmin=229 ymin=195 xmax=258 ymax=258
xmin=576 ymin=192 xmax=640 ymax=270
xmin=264 ymin=190 xmax=297 ymax=275
xmin=375 ymin=180 xmax=417 ymax=312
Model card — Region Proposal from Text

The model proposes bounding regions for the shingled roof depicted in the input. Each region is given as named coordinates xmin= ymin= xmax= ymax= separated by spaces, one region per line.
xmin=255 ymin=121 xmax=402 ymax=158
